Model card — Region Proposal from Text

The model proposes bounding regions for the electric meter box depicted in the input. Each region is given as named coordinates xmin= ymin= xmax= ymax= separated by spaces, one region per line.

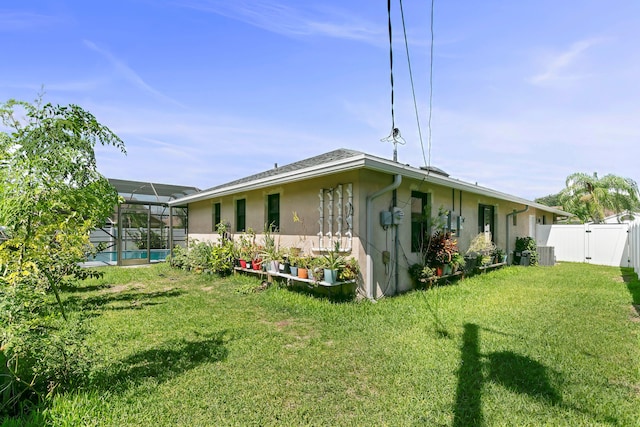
xmin=392 ymin=207 xmax=404 ymax=224
xmin=380 ymin=211 xmax=393 ymax=227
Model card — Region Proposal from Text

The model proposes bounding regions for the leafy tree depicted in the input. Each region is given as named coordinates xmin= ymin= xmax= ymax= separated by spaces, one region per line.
xmin=558 ymin=172 xmax=640 ymax=223
xmin=534 ymin=192 xmax=562 ymax=208
xmin=0 ymin=98 xmax=125 ymax=415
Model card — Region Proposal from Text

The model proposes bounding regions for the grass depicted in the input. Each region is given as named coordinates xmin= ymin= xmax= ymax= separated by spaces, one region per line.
xmin=8 ymin=262 xmax=640 ymax=426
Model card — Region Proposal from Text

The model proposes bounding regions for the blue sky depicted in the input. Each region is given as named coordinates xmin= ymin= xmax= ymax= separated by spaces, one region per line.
xmin=2 ymin=0 xmax=639 ymax=200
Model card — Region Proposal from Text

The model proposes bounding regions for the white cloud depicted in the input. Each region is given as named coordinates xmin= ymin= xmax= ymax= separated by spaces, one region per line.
xmin=0 ymin=11 xmax=60 ymax=31
xmin=83 ymin=40 xmax=185 ymax=108
xmin=529 ymin=38 xmax=604 ymax=85
xmin=173 ymin=0 xmax=384 ymax=45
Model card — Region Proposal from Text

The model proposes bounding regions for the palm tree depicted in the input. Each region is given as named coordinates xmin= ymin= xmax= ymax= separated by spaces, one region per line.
xmin=559 ymin=172 xmax=640 ymax=223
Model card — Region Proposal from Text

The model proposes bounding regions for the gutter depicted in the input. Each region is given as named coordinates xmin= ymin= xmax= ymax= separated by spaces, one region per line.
xmin=366 ymin=174 xmax=402 ymax=300
xmin=506 ymin=205 xmax=529 ymax=264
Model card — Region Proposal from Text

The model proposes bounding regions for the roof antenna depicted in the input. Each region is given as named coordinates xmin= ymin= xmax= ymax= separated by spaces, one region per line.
xmin=381 ymin=127 xmax=406 ymax=162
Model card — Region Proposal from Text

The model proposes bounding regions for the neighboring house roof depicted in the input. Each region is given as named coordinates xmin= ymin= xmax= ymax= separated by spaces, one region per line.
xmin=168 ymin=148 xmax=571 ymax=217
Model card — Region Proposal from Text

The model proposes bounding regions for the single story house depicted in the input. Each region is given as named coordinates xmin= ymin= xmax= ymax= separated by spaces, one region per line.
xmin=168 ymin=148 xmax=570 ymax=299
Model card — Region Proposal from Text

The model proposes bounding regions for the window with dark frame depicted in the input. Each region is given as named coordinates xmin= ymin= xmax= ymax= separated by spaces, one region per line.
xmin=478 ymin=204 xmax=496 ymax=242
xmin=213 ymin=202 xmax=221 ymax=231
xmin=236 ymin=199 xmax=246 ymax=232
xmin=267 ymin=193 xmax=280 ymax=232
xmin=411 ymin=191 xmax=431 ymax=253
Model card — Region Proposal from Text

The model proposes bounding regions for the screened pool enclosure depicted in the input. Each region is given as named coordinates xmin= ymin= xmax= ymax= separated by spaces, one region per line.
xmin=88 ymin=179 xmax=199 ymax=266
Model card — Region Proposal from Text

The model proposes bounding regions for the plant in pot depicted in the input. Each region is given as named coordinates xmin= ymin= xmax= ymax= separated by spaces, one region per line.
xmin=492 ymin=247 xmax=506 ymax=264
xmin=450 ymin=252 xmax=466 ymax=273
xmin=288 ymin=253 xmax=300 ymax=277
xmin=409 ymin=263 xmax=435 ymax=289
xmin=280 ymin=247 xmax=299 ymax=275
xmin=259 ymin=244 xmax=282 ymax=273
xmin=466 ymin=232 xmax=496 ymax=267
xmin=323 ymin=241 xmax=347 ymax=284
xmin=258 ymin=225 xmax=282 ymax=273
xmin=308 ymin=256 xmax=324 ymax=282
xmin=426 ymin=231 xmax=458 ymax=276
xmin=237 ymin=229 xmax=256 ymax=269
xmin=296 ymin=255 xmax=311 ymax=279
xmin=251 ymin=243 xmax=264 ymax=270
xmin=339 ymin=256 xmax=360 ymax=282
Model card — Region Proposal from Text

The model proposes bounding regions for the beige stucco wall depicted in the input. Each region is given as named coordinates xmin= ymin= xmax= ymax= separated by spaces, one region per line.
xmin=186 ymin=169 xmax=558 ymax=297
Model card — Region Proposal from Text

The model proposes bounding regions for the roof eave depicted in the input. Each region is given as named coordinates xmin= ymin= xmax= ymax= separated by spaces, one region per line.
xmin=168 ymin=154 xmax=367 ymax=206
xmin=169 ymin=152 xmax=572 ymax=217
xmin=361 ymin=156 xmax=573 ymax=217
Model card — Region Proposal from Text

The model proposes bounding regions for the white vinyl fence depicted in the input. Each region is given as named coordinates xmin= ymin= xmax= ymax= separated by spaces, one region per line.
xmin=536 ymin=223 xmax=631 ymax=268
xmin=630 ymin=219 xmax=640 ymax=275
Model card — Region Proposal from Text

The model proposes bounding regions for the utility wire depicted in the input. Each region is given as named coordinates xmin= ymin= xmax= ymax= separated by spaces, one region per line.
xmin=427 ymin=0 xmax=435 ymax=169
xmin=398 ymin=0 xmax=427 ymax=168
xmin=388 ymin=0 xmax=395 ymax=133
xmin=382 ymin=0 xmax=406 ymax=161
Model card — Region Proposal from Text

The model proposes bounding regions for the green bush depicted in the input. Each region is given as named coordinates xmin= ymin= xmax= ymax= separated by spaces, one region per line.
xmin=515 ymin=237 xmax=539 ymax=266
xmin=185 ymin=240 xmax=215 ymax=272
xmin=1 ymin=275 xmax=93 ymax=416
xmin=168 ymin=245 xmax=188 ymax=269
xmin=210 ymin=241 xmax=235 ymax=276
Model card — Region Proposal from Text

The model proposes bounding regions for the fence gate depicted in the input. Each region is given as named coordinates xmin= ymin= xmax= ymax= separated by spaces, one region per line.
xmin=536 ymin=223 xmax=629 ymax=267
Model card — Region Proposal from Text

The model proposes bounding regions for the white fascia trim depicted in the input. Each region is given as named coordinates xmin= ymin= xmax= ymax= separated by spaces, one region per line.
xmin=362 ymin=157 xmax=572 ymax=217
xmin=169 ymin=152 xmax=571 ymax=217
xmin=168 ymin=154 xmax=367 ymax=206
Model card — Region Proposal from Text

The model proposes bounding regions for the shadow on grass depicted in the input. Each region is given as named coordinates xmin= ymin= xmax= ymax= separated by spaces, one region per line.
xmin=60 ymin=283 xmax=112 ymax=293
xmin=621 ymin=268 xmax=640 ymax=315
xmin=283 ymin=282 xmax=357 ymax=303
xmin=93 ymin=331 xmax=228 ymax=392
xmin=453 ymin=323 xmax=561 ymax=427
xmin=486 ymin=351 xmax=561 ymax=404
xmin=65 ymin=288 xmax=185 ymax=312
xmin=422 ymin=288 xmax=451 ymax=339
xmin=453 ymin=324 xmax=483 ymax=427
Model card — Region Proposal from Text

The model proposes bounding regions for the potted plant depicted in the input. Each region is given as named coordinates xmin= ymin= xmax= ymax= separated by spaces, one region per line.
xmin=322 ymin=241 xmax=347 ymax=284
xmin=492 ymin=247 xmax=506 ymax=264
xmin=409 ymin=263 xmax=435 ymax=288
xmin=451 ymin=252 xmax=466 ymax=272
xmin=288 ymin=253 xmax=299 ymax=277
xmin=465 ymin=233 xmax=496 ymax=268
xmin=426 ymin=231 xmax=458 ymax=276
xmin=296 ymin=255 xmax=311 ymax=279
xmin=339 ymin=256 xmax=360 ymax=282
xmin=309 ymin=256 xmax=325 ymax=282
xmin=258 ymin=226 xmax=282 ymax=273
xmin=251 ymin=243 xmax=264 ymax=270
xmin=237 ymin=229 xmax=256 ymax=269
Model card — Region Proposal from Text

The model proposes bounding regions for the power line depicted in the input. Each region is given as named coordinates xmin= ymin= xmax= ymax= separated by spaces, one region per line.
xmin=399 ymin=0 xmax=426 ymax=168
xmin=427 ymin=0 xmax=435 ymax=169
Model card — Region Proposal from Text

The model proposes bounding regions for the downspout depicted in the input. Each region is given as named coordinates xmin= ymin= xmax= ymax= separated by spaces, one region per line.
xmin=366 ymin=174 xmax=402 ymax=300
xmin=506 ymin=205 xmax=529 ymax=264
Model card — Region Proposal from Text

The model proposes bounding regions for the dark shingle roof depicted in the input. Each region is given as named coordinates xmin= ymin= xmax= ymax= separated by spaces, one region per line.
xmin=202 ymin=148 xmax=364 ymax=192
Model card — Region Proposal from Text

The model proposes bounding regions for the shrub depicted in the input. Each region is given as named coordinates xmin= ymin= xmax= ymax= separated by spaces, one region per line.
xmin=425 ymin=231 xmax=458 ymax=267
xmin=185 ymin=240 xmax=215 ymax=272
xmin=515 ymin=237 xmax=539 ymax=266
xmin=168 ymin=245 xmax=188 ymax=269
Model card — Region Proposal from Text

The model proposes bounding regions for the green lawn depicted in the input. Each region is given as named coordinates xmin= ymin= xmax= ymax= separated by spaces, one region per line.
xmin=19 ymin=263 xmax=640 ymax=425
